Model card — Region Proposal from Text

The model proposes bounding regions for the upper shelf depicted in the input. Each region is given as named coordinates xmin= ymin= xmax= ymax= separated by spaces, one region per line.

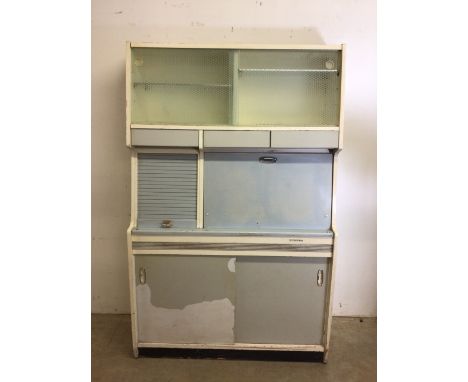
xmin=238 ymin=68 xmax=339 ymax=73
xmin=134 ymin=82 xmax=232 ymax=89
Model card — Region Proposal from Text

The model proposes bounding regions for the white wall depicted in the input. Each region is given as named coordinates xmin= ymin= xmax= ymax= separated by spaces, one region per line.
xmin=92 ymin=0 xmax=376 ymax=316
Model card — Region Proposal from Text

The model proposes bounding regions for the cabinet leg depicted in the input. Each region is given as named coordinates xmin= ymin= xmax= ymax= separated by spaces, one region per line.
xmin=323 ymin=350 xmax=329 ymax=363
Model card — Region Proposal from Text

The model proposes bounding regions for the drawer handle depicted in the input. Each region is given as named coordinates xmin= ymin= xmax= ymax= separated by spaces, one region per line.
xmin=259 ymin=156 xmax=277 ymax=163
xmin=317 ymin=270 xmax=324 ymax=287
xmin=139 ymin=267 xmax=146 ymax=284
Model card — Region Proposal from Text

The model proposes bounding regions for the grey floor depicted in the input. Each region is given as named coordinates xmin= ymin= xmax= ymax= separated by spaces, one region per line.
xmin=92 ymin=314 xmax=376 ymax=382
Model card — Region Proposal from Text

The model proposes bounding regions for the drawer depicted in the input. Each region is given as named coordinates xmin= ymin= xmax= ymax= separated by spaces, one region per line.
xmin=204 ymin=131 xmax=270 ymax=148
xmin=131 ymin=129 xmax=199 ymax=147
xmin=271 ymin=130 xmax=339 ymax=148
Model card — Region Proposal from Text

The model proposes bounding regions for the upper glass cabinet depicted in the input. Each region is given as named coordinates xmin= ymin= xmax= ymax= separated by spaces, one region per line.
xmin=131 ymin=48 xmax=232 ymax=125
xmin=236 ymin=50 xmax=341 ymax=126
xmin=129 ymin=46 xmax=342 ymax=127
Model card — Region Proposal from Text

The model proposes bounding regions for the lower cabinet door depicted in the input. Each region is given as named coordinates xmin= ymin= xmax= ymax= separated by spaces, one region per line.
xmin=135 ymin=255 xmax=236 ymax=344
xmin=134 ymin=255 xmax=328 ymax=346
xmin=235 ymin=257 xmax=328 ymax=345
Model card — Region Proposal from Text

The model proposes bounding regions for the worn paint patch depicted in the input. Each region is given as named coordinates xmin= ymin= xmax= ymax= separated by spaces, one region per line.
xmin=137 ymin=284 xmax=234 ymax=344
xmin=227 ymin=258 xmax=236 ymax=273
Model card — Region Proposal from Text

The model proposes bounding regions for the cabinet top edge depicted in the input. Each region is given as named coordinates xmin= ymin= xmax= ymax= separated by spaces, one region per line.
xmin=129 ymin=42 xmax=344 ymax=50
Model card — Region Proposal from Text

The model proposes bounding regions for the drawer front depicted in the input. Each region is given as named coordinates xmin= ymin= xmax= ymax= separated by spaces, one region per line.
xmin=204 ymin=131 xmax=270 ymax=148
xmin=131 ymin=129 xmax=199 ymax=147
xmin=271 ymin=130 xmax=339 ymax=148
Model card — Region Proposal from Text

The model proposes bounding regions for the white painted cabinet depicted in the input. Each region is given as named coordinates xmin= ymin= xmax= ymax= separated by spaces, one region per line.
xmin=126 ymin=42 xmax=345 ymax=362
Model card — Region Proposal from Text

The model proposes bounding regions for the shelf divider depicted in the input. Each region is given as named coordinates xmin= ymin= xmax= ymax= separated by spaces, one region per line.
xmin=230 ymin=50 xmax=240 ymax=125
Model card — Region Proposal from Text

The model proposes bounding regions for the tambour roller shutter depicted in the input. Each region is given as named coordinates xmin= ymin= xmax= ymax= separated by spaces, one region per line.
xmin=137 ymin=154 xmax=198 ymax=229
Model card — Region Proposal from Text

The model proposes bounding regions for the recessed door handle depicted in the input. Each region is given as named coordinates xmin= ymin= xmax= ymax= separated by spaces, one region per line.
xmin=317 ymin=270 xmax=324 ymax=287
xmin=139 ymin=267 xmax=146 ymax=284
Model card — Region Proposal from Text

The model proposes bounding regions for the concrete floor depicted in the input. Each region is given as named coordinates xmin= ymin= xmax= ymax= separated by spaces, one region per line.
xmin=92 ymin=314 xmax=376 ymax=382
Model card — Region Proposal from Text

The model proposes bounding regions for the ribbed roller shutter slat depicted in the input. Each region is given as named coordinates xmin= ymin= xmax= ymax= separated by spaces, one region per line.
xmin=137 ymin=154 xmax=197 ymax=229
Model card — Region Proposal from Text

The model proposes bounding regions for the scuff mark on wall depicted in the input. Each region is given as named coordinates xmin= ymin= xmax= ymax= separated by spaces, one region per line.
xmin=137 ymin=284 xmax=235 ymax=343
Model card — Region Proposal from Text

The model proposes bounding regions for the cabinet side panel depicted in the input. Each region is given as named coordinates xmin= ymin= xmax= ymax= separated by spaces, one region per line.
xmin=126 ymin=42 xmax=132 ymax=146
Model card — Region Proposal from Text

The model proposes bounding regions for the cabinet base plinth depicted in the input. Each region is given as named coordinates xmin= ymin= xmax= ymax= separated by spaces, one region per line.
xmin=138 ymin=346 xmax=325 ymax=362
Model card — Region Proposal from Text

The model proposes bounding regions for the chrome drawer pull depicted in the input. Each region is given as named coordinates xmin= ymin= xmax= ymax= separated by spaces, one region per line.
xmin=259 ymin=156 xmax=277 ymax=163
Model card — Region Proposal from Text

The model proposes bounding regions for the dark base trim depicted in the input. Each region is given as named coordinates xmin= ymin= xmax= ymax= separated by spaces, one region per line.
xmin=138 ymin=347 xmax=324 ymax=362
